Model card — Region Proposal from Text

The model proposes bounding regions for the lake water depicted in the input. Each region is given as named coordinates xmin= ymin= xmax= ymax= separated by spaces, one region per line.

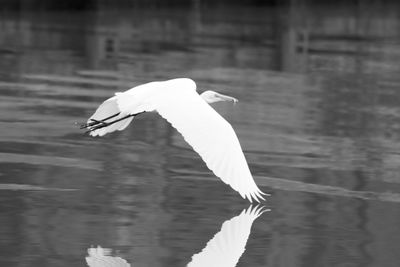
xmin=1 ymin=3 xmax=400 ymax=267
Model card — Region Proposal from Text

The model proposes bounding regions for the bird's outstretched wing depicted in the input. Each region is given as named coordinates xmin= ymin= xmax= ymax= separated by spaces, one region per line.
xmin=188 ymin=205 xmax=268 ymax=267
xmin=149 ymin=86 xmax=266 ymax=202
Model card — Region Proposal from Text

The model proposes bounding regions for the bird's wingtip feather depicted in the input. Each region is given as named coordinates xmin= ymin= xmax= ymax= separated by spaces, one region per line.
xmin=246 ymin=188 xmax=269 ymax=203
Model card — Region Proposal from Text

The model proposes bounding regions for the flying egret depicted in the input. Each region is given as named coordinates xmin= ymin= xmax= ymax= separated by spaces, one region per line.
xmin=81 ymin=78 xmax=267 ymax=202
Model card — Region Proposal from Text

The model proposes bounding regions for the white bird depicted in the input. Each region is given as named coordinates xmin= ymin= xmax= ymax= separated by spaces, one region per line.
xmin=81 ymin=78 xmax=267 ymax=202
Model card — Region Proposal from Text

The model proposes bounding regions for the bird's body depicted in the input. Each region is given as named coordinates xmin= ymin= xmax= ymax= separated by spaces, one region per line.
xmin=82 ymin=78 xmax=267 ymax=202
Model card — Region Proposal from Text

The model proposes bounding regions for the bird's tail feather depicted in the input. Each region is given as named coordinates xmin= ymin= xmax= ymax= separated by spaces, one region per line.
xmin=87 ymin=96 xmax=134 ymax=137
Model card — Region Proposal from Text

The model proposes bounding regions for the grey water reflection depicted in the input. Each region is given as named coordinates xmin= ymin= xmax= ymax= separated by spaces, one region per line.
xmin=86 ymin=246 xmax=131 ymax=267
xmin=2 ymin=1 xmax=400 ymax=267
xmin=85 ymin=206 xmax=266 ymax=267
xmin=187 ymin=205 xmax=267 ymax=267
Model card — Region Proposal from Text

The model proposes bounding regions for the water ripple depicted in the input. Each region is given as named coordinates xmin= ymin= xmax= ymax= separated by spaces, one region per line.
xmin=0 ymin=152 xmax=102 ymax=170
xmin=0 ymin=183 xmax=76 ymax=191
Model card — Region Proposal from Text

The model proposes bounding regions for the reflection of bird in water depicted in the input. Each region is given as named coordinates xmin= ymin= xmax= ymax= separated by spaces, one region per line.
xmin=85 ymin=246 xmax=131 ymax=267
xmin=187 ymin=205 xmax=268 ymax=267
xmin=81 ymin=78 xmax=267 ymax=202
xmin=85 ymin=206 xmax=267 ymax=267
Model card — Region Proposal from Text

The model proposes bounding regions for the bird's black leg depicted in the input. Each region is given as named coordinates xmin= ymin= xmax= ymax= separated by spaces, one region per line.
xmin=80 ymin=112 xmax=121 ymax=129
xmin=85 ymin=111 xmax=145 ymax=133
xmin=86 ymin=114 xmax=134 ymax=133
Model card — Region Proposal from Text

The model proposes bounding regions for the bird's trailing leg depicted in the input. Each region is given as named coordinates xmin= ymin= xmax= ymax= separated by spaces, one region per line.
xmin=80 ymin=112 xmax=121 ymax=129
xmin=85 ymin=111 xmax=145 ymax=134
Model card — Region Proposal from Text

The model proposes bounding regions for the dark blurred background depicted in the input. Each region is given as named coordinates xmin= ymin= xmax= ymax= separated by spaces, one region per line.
xmin=2 ymin=0 xmax=278 ymax=10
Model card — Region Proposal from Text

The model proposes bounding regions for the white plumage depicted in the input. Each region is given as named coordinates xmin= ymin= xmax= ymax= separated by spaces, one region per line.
xmin=83 ymin=78 xmax=267 ymax=202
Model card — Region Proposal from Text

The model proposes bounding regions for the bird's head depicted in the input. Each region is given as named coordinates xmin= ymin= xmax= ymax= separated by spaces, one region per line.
xmin=200 ymin=90 xmax=238 ymax=104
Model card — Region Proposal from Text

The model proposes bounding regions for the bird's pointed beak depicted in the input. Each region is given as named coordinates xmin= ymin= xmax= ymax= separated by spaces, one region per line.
xmin=217 ymin=93 xmax=238 ymax=104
